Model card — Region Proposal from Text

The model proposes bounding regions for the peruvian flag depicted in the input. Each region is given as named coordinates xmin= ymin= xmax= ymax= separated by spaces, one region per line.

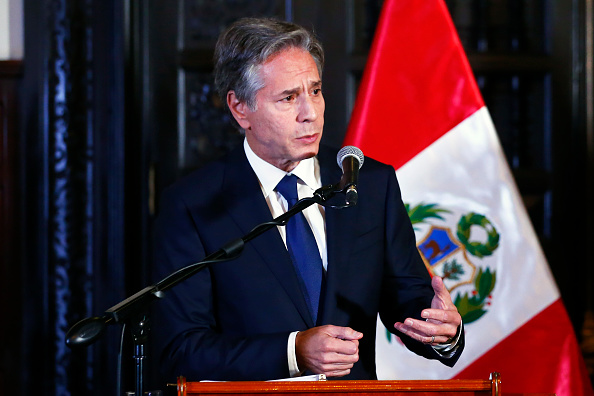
xmin=343 ymin=1 xmax=594 ymax=395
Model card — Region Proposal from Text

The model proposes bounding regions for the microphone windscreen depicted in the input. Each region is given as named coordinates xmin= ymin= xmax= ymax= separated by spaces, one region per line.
xmin=337 ymin=146 xmax=364 ymax=170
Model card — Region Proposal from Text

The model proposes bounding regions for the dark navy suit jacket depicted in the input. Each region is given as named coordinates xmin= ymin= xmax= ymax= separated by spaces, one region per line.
xmin=151 ymin=144 xmax=463 ymax=382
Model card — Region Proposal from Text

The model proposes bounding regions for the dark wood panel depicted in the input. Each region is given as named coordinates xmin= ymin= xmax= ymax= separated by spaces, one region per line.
xmin=0 ymin=60 xmax=23 ymax=396
xmin=468 ymin=54 xmax=553 ymax=72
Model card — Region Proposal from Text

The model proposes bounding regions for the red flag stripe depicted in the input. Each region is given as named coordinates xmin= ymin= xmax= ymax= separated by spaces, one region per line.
xmin=344 ymin=0 xmax=484 ymax=170
xmin=454 ymin=299 xmax=592 ymax=396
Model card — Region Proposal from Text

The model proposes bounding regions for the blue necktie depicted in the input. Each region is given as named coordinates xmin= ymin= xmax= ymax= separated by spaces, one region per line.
xmin=275 ymin=174 xmax=323 ymax=324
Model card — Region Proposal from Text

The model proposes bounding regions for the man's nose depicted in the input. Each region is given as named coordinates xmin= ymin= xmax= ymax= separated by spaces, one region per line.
xmin=297 ymin=94 xmax=322 ymax=123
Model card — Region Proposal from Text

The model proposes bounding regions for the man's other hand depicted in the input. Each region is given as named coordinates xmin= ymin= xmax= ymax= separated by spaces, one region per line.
xmin=394 ymin=276 xmax=461 ymax=345
xmin=295 ymin=325 xmax=363 ymax=377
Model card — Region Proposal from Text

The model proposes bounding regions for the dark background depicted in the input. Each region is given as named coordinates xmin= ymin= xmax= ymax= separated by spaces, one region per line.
xmin=0 ymin=0 xmax=592 ymax=395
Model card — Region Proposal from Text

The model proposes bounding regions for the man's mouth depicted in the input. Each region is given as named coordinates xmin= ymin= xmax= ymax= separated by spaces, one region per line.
xmin=297 ymin=133 xmax=319 ymax=143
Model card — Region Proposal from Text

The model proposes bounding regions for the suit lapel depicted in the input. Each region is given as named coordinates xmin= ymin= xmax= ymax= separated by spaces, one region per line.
xmin=222 ymin=148 xmax=314 ymax=327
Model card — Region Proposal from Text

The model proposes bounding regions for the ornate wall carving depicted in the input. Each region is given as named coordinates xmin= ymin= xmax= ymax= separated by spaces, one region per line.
xmin=46 ymin=0 xmax=95 ymax=394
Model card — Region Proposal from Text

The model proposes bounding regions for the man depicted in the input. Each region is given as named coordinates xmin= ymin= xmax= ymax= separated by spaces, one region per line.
xmin=152 ymin=17 xmax=463 ymax=382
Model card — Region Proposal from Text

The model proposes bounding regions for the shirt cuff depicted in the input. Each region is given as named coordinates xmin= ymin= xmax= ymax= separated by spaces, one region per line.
xmin=431 ymin=321 xmax=463 ymax=358
xmin=288 ymin=331 xmax=302 ymax=377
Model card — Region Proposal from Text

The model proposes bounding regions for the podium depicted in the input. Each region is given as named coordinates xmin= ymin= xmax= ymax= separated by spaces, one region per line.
xmin=175 ymin=372 xmax=513 ymax=396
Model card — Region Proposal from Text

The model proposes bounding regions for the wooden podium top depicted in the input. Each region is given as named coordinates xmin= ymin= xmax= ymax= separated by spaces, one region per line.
xmin=176 ymin=372 xmax=503 ymax=396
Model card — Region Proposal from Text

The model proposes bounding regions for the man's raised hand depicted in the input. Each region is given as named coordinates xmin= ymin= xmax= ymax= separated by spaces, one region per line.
xmin=393 ymin=276 xmax=461 ymax=345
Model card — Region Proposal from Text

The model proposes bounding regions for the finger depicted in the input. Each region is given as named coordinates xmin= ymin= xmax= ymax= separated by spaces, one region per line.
xmin=325 ymin=325 xmax=363 ymax=341
xmin=324 ymin=368 xmax=352 ymax=377
xmin=394 ymin=322 xmax=453 ymax=345
xmin=312 ymin=350 xmax=359 ymax=375
xmin=421 ymin=308 xmax=461 ymax=325
xmin=320 ymin=356 xmax=358 ymax=369
xmin=325 ymin=352 xmax=360 ymax=365
xmin=417 ymin=316 xmax=459 ymax=338
xmin=431 ymin=276 xmax=450 ymax=299
xmin=430 ymin=278 xmax=457 ymax=311
xmin=431 ymin=277 xmax=453 ymax=308
xmin=331 ymin=338 xmax=360 ymax=356
xmin=395 ymin=318 xmax=458 ymax=342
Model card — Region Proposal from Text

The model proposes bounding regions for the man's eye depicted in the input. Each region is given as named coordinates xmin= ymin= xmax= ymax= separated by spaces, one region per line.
xmin=282 ymin=95 xmax=294 ymax=102
xmin=313 ymin=88 xmax=322 ymax=95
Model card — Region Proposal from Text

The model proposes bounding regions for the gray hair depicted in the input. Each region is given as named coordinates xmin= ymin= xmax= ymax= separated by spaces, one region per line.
xmin=214 ymin=17 xmax=324 ymax=112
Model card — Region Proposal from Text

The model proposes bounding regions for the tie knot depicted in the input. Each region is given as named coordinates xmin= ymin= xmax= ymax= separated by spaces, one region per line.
xmin=276 ymin=174 xmax=299 ymax=203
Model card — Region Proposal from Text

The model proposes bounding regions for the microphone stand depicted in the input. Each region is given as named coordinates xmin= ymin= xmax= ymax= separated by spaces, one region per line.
xmin=65 ymin=181 xmax=349 ymax=396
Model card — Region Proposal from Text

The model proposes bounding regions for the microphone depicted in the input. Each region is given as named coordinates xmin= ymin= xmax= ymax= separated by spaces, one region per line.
xmin=336 ymin=146 xmax=364 ymax=206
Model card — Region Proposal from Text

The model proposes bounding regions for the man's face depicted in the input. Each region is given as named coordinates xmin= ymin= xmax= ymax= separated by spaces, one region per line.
xmin=229 ymin=47 xmax=325 ymax=172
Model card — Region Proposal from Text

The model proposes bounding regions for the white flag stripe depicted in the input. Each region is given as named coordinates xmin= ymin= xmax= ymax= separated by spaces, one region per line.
xmin=375 ymin=107 xmax=559 ymax=379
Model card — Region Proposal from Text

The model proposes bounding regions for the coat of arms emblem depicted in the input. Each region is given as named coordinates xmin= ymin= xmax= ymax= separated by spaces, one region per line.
xmin=409 ymin=203 xmax=499 ymax=325
xmin=385 ymin=202 xmax=501 ymax=342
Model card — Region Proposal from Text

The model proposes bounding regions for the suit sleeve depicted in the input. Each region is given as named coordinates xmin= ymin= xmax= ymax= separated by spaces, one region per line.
xmin=378 ymin=168 xmax=464 ymax=366
xmin=151 ymin=186 xmax=291 ymax=382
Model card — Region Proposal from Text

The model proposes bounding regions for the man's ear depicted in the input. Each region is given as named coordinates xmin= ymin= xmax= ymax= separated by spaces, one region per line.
xmin=227 ymin=91 xmax=251 ymax=130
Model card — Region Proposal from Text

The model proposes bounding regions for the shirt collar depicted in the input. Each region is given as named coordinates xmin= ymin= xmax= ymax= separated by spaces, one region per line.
xmin=244 ymin=139 xmax=320 ymax=198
